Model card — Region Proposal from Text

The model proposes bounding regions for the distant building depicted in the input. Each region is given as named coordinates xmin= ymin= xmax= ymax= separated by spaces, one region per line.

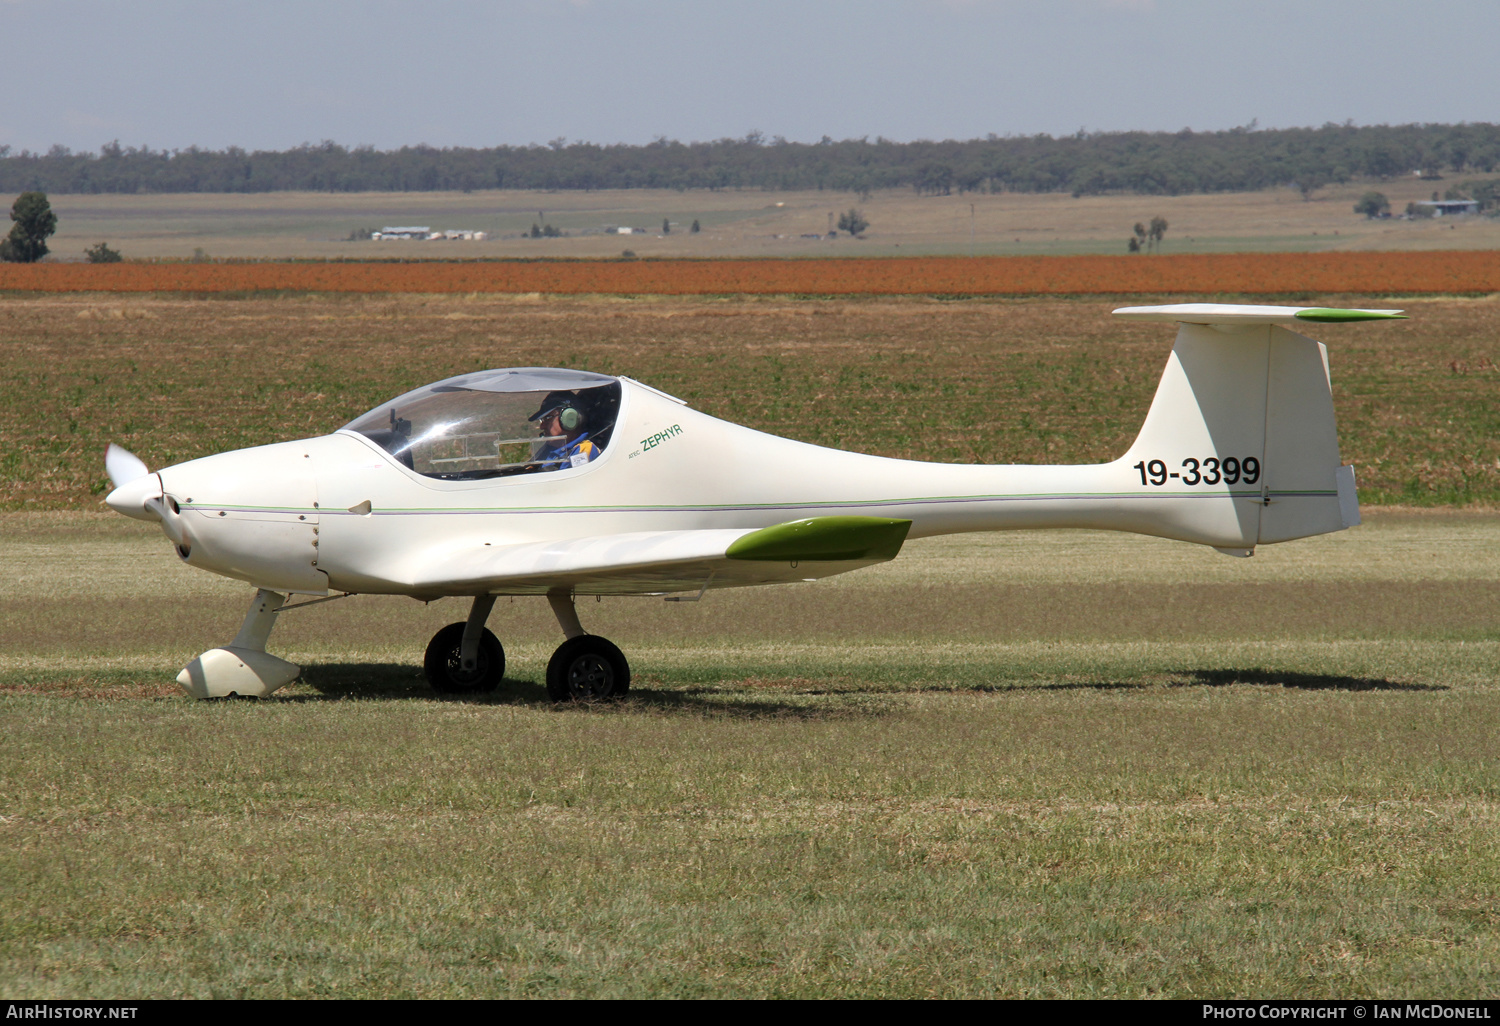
xmin=1415 ymin=200 xmax=1479 ymax=217
xmin=372 ymin=226 xmax=431 ymax=240
xmin=369 ymin=226 xmax=487 ymax=241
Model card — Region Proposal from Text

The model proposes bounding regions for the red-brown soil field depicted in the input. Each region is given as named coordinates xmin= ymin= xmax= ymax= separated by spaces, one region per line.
xmin=2 ymin=251 xmax=1498 ymax=295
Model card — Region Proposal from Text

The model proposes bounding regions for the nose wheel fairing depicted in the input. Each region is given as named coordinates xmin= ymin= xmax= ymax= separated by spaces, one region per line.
xmin=177 ymin=589 xmax=301 ymax=699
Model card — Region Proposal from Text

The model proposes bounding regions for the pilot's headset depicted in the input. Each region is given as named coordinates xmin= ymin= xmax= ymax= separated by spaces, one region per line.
xmin=553 ymin=401 xmax=586 ymax=432
xmin=532 ymin=392 xmax=587 ymax=434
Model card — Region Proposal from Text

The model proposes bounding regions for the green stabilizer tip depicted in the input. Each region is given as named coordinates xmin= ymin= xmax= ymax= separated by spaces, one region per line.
xmin=727 ymin=516 xmax=913 ymax=563
xmin=1294 ymin=308 xmax=1408 ymax=323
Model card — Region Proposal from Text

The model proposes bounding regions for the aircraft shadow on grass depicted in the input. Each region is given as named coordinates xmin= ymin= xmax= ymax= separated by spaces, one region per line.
xmin=292 ymin=662 xmax=1446 ymax=714
xmin=1177 ymin=668 xmax=1446 ymax=692
xmin=295 ymin=662 xmax=889 ymax=719
xmin=991 ymin=671 xmax=1445 ymax=693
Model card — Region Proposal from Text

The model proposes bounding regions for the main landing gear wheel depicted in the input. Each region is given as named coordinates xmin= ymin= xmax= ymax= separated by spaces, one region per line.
xmin=546 ymin=635 xmax=630 ymax=702
xmin=424 ymin=622 xmax=504 ymax=694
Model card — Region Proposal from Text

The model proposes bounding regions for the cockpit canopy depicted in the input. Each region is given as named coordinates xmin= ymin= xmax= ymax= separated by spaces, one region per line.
xmin=343 ymin=368 xmax=622 ymax=479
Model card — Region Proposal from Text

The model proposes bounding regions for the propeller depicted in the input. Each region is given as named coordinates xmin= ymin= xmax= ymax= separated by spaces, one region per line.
xmin=103 ymin=444 xmax=166 ymax=529
xmin=103 ymin=445 xmax=189 ymax=550
xmin=105 ymin=444 xmax=149 ymax=490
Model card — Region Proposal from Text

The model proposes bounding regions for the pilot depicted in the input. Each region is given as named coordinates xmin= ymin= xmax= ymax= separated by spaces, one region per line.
xmin=529 ymin=391 xmax=598 ymax=470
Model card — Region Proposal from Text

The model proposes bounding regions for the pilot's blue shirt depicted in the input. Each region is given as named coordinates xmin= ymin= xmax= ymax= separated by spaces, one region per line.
xmin=537 ymin=432 xmax=597 ymax=470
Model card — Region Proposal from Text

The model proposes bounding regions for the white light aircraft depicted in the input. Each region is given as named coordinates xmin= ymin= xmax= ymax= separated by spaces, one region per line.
xmin=103 ymin=303 xmax=1403 ymax=700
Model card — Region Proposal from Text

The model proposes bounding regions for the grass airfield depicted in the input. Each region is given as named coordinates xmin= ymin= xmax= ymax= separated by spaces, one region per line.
xmin=3 ymin=511 xmax=1499 ymax=998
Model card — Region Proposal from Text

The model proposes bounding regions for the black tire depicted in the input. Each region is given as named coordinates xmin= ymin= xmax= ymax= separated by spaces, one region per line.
xmin=423 ymin=621 xmax=504 ymax=694
xmin=546 ymin=635 xmax=630 ymax=702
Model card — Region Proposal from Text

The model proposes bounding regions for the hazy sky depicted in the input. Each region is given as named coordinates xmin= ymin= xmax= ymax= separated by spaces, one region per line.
xmin=3 ymin=0 xmax=1495 ymax=154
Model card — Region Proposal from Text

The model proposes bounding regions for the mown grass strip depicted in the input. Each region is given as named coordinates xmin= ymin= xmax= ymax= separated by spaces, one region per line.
xmin=3 ymin=511 xmax=1499 ymax=996
xmin=3 ymin=684 xmax=1499 ymax=998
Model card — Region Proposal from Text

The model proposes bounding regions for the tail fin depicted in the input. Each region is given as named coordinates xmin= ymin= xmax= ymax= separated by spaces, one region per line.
xmin=1114 ymin=305 xmax=1403 ymax=551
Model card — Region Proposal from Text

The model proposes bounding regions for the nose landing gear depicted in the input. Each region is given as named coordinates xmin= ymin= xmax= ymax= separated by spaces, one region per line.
xmin=178 ymin=588 xmax=302 ymax=699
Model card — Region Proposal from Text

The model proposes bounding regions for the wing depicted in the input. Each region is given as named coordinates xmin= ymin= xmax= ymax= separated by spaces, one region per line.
xmin=406 ymin=516 xmax=912 ymax=596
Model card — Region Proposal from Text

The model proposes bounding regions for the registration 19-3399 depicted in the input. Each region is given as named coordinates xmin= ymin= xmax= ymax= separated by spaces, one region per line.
xmin=1133 ymin=457 xmax=1260 ymax=487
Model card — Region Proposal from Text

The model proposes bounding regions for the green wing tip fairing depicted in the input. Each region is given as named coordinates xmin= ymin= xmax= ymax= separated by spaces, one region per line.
xmin=726 ymin=516 xmax=913 ymax=563
xmin=1294 ymin=308 xmax=1409 ymax=323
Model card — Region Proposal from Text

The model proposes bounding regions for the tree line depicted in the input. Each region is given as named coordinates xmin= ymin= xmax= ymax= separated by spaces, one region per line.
xmin=2 ymin=123 xmax=1498 ymax=197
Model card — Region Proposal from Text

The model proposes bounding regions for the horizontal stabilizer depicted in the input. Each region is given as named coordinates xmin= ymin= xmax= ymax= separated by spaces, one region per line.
xmin=1114 ymin=304 xmax=1405 ymax=325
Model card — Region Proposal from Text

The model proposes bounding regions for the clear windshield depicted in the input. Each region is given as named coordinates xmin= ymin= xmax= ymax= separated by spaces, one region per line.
xmin=342 ymin=368 xmax=621 ymax=479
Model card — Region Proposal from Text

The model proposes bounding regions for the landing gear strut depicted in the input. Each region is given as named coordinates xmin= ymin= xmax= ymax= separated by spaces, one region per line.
xmin=545 ymin=589 xmax=630 ymax=701
xmin=420 ymin=591 xmax=629 ymax=700
xmin=424 ymin=595 xmax=504 ymax=694
xmin=178 ymin=588 xmax=301 ymax=699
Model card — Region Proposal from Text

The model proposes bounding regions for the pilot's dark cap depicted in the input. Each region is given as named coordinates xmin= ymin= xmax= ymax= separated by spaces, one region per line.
xmin=528 ymin=390 xmax=578 ymax=422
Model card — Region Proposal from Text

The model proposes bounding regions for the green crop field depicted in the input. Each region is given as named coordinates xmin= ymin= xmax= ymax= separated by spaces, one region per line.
xmin=3 ymin=293 xmax=1499 ymax=511
xmin=2 ymin=292 xmax=1498 ymax=997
